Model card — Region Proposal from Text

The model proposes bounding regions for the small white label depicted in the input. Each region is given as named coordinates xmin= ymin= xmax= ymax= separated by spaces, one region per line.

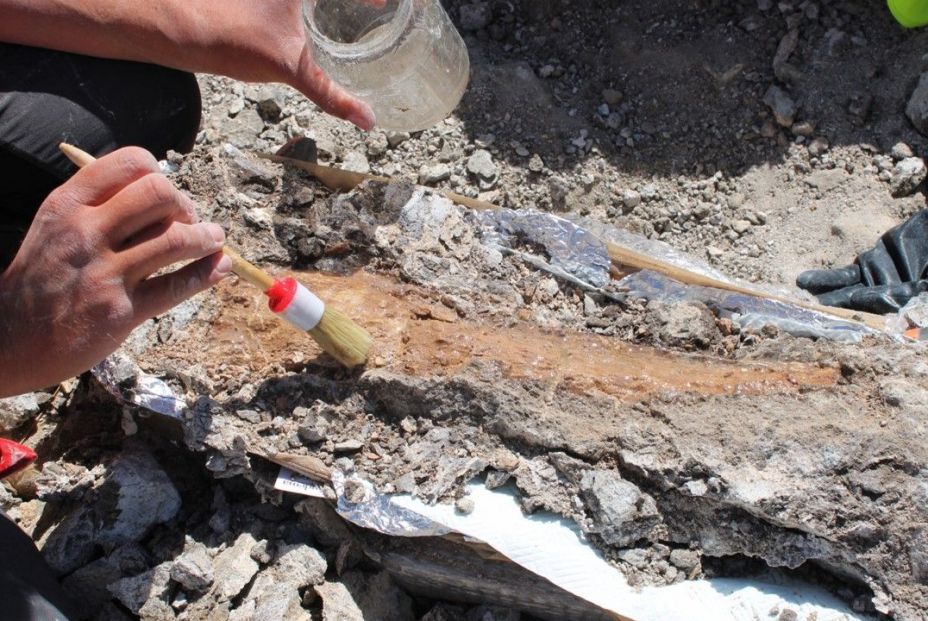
xmin=274 ymin=467 xmax=326 ymax=498
xmin=280 ymin=283 xmax=325 ymax=331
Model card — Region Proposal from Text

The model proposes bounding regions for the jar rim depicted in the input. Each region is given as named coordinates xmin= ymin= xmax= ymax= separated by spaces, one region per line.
xmin=303 ymin=0 xmax=413 ymax=59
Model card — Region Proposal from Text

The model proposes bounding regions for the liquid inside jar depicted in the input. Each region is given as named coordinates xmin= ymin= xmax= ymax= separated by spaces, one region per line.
xmin=304 ymin=0 xmax=470 ymax=132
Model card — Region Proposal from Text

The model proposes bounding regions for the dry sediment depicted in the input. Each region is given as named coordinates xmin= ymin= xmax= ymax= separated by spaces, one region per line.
xmin=4 ymin=1 xmax=928 ymax=618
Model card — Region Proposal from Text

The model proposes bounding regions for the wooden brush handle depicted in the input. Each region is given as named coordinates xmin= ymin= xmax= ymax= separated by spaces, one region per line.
xmin=59 ymin=142 xmax=277 ymax=292
xmin=220 ymin=247 xmax=275 ymax=290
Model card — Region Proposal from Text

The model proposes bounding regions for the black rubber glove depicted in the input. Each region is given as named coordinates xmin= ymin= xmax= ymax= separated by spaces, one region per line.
xmin=797 ymin=210 xmax=928 ymax=314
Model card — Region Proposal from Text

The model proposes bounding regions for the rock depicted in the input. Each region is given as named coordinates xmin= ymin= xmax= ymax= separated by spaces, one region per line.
xmin=622 ymin=189 xmax=641 ymax=209
xmin=900 ymin=293 xmax=928 ymax=328
xmin=225 ymin=108 xmax=265 ymax=149
xmin=911 ymin=531 xmax=928 ymax=584
xmin=222 ymin=143 xmax=277 ymax=191
xmin=62 ymin=545 xmax=151 ymax=619
xmin=316 ymin=572 xmax=415 ymax=621
xmin=669 ymin=549 xmax=700 ymax=572
xmin=257 ymin=97 xmax=283 ymax=123
xmin=109 ymin=562 xmax=173 ymax=615
xmin=459 ymin=2 xmax=492 ymax=31
xmin=455 ymin=497 xmax=475 ymax=514
xmin=94 ymin=446 xmax=182 ymax=548
xmin=0 ymin=393 xmax=41 ymax=431
xmin=366 ymin=132 xmax=389 ymax=157
xmin=334 ymin=439 xmax=364 ymax=453
xmin=791 ymin=121 xmax=815 ymax=137
xmin=538 ymin=64 xmax=556 ymax=79
xmin=316 ymin=580 xmax=364 ymax=621
xmin=804 ymin=169 xmax=845 ymax=193
xmin=40 ymin=508 xmax=96 ymax=575
xmin=272 ymin=543 xmax=328 ymax=588
xmin=227 ymin=98 xmax=245 ymax=117
xmin=298 ymin=419 xmax=329 ymax=443
xmin=295 ymin=498 xmax=353 ymax=547
xmin=879 ymin=379 xmax=928 ymax=410
xmin=906 ymin=73 xmax=928 ymax=136
xmin=732 ymin=219 xmax=752 ymax=235
xmin=170 ymin=541 xmax=214 ymax=592
xmin=892 ymin=142 xmax=915 ymax=160
xmin=138 ymin=598 xmax=176 ymax=620
xmin=238 ymin=545 xmax=327 ymax=620
xmin=235 ymin=409 xmax=261 ymax=424
xmin=419 ymin=163 xmax=452 ymax=185
xmin=650 ymin=300 xmax=720 ymax=350
xmin=250 ymin=539 xmax=274 ymax=565
xmin=580 ymin=470 xmax=660 ymax=547
xmin=602 ymin=89 xmax=623 ymax=105
xmin=212 ymin=533 xmax=260 ymax=602
xmin=229 ymin=600 xmax=256 ymax=621
xmin=807 ymin=137 xmax=829 ymax=157
xmin=247 ymin=577 xmax=311 ymax=621
xmin=763 ymin=85 xmax=796 ymax=128
xmin=387 ymin=132 xmax=411 ymax=148
xmin=528 ymin=154 xmax=545 ymax=173
xmin=891 ymin=157 xmax=927 ymax=197
xmin=778 ymin=609 xmax=799 ymax=621
xmin=342 ymin=151 xmax=371 ymax=175
xmin=466 ymin=149 xmax=500 ymax=190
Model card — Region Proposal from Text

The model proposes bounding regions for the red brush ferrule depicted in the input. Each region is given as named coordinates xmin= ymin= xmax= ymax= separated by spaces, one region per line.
xmin=265 ymin=277 xmax=298 ymax=313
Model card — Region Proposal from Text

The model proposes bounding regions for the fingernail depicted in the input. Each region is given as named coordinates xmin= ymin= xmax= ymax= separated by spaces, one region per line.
xmin=208 ymin=223 xmax=225 ymax=246
xmin=214 ymin=254 xmax=233 ymax=278
xmin=348 ymin=103 xmax=376 ymax=131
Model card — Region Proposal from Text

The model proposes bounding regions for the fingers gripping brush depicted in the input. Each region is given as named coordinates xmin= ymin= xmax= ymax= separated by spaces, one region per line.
xmin=60 ymin=143 xmax=372 ymax=368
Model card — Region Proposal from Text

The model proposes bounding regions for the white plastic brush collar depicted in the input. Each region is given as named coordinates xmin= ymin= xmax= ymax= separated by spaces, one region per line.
xmin=266 ymin=277 xmax=326 ymax=331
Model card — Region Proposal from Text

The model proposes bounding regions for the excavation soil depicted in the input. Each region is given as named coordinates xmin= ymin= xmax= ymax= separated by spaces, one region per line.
xmin=4 ymin=2 xmax=928 ymax=621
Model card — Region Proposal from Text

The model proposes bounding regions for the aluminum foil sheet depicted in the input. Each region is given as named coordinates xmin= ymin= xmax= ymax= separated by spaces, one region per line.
xmin=621 ymin=270 xmax=877 ymax=342
xmin=477 ymin=206 xmax=886 ymax=341
xmin=331 ymin=469 xmax=450 ymax=538
xmin=93 ymin=353 xmax=187 ymax=420
xmin=476 ymin=208 xmax=612 ymax=289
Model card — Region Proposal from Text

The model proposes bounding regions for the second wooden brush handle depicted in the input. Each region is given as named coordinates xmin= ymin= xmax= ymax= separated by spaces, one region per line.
xmin=220 ymin=247 xmax=275 ymax=291
xmin=59 ymin=143 xmax=277 ymax=292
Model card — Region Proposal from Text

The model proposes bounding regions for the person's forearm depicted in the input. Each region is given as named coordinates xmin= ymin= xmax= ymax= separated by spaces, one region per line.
xmin=0 ymin=0 xmax=375 ymax=131
xmin=0 ymin=1 xmax=283 ymax=83
xmin=1 ymin=1 xmax=195 ymax=67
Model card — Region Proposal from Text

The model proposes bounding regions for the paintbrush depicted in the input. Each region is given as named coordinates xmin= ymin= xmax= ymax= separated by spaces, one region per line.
xmin=59 ymin=143 xmax=372 ymax=368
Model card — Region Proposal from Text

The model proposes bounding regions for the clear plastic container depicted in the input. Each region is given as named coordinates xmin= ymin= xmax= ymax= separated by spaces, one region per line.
xmin=303 ymin=0 xmax=470 ymax=132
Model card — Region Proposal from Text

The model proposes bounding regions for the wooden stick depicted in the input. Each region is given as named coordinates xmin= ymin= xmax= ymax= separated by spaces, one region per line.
xmin=220 ymin=247 xmax=275 ymax=290
xmin=264 ymin=154 xmax=889 ymax=332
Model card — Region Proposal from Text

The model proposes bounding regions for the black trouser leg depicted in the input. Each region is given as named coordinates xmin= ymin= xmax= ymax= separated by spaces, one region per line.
xmin=0 ymin=43 xmax=202 ymax=267
xmin=0 ymin=512 xmax=79 ymax=621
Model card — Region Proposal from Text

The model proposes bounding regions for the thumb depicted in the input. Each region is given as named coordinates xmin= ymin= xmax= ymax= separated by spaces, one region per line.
xmin=293 ymin=48 xmax=376 ymax=130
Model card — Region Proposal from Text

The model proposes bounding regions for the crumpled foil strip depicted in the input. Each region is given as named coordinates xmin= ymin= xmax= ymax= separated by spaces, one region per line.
xmin=331 ymin=469 xmax=450 ymax=538
xmin=476 ymin=206 xmax=881 ymax=342
xmin=475 ymin=208 xmax=613 ymax=289
xmin=621 ymin=270 xmax=876 ymax=342
xmin=93 ymin=353 xmax=187 ymax=419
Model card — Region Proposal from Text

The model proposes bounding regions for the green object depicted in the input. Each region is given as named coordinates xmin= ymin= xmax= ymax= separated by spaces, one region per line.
xmin=888 ymin=0 xmax=928 ymax=27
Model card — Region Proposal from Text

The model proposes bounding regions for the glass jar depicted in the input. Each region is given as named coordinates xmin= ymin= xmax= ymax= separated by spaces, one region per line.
xmin=303 ymin=0 xmax=470 ymax=132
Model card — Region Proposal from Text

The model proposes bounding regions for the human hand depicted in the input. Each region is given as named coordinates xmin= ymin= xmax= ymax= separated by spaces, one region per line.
xmin=169 ymin=0 xmax=383 ymax=129
xmin=0 ymin=147 xmax=231 ymax=397
xmin=797 ymin=210 xmax=928 ymax=314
